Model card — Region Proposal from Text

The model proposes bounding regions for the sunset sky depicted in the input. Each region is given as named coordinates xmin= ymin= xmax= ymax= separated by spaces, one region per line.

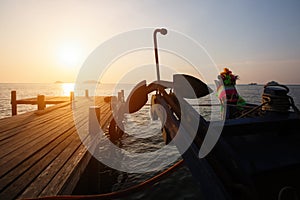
xmin=0 ymin=0 xmax=299 ymax=84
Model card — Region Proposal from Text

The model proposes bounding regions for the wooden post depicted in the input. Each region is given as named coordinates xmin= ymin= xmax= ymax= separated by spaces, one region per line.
xmin=89 ymin=106 xmax=101 ymax=135
xmin=120 ymin=89 xmax=125 ymax=103
xmin=117 ymin=92 xmax=122 ymax=103
xmin=70 ymin=91 xmax=74 ymax=102
xmin=85 ymin=89 xmax=89 ymax=97
xmin=70 ymin=91 xmax=74 ymax=109
xmin=110 ymin=96 xmax=117 ymax=111
xmin=11 ymin=90 xmax=17 ymax=116
xmin=37 ymin=95 xmax=45 ymax=110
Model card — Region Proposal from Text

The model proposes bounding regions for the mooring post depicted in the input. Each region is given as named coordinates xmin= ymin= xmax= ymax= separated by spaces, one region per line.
xmin=11 ymin=90 xmax=17 ymax=116
xmin=70 ymin=91 xmax=75 ymax=109
xmin=110 ymin=96 xmax=118 ymax=111
xmin=70 ymin=91 xmax=74 ymax=101
xmin=89 ymin=106 xmax=101 ymax=135
xmin=117 ymin=91 xmax=122 ymax=103
xmin=121 ymin=89 xmax=125 ymax=103
xmin=37 ymin=95 xmax=45 ymax=110
xmin=117 ymin=90 xmax=125 ymax=103
xmin=85 ymin=89 xmax=89 ymax=98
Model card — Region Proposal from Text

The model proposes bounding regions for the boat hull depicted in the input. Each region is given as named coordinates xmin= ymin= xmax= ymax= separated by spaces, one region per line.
xmin=156 ymin=93 xmax=300 ymax=200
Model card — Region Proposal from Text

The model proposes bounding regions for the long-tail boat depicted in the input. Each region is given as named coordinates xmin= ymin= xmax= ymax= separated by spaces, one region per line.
xmin=119 ymin=28 xmax=300 ymax=200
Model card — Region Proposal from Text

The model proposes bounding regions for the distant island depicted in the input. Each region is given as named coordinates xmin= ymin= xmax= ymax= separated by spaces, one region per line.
xmin=54 ymin=81 xmax=75 ymax=84
xmin=55 ymin=80 xmax=101 ymax=84
xmin=83 ymin=80 xmax=100 ymax=84
xmin=248 ymin=83 xmax=258 ymax=85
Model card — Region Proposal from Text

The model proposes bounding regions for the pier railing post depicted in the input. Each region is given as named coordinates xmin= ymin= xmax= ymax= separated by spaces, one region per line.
xmin=11 ymin=90 xmax=17 ymax=116
xmin=118 ymin=90 xmax=125 ymax=103
xmin=89 ymin=106 xmax=101 ymax=135
xmin=85 ymin=89 xmax=89 ymax=98
xmin=37 ymin=95 xmax=45 ymax=110
xmin=117 ymin=92 xmax=122 ymax=103
xmin=121 ymin=89 xmax=124 ymax=103
xmin=70 ymin=91 xmax=75 ymax=109
xmin=70 ymin=91 xmax=74 ymax=101
xmin=110 ymin=96 xmax=118 ymax=111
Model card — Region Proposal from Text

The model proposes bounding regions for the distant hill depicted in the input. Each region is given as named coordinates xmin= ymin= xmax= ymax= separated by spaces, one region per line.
xmin=83 ymin=80 xmax=99 ymax=84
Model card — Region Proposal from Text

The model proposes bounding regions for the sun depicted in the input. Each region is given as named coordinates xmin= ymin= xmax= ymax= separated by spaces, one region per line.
xmin=57 ymin=43 xmax=82 ymax=68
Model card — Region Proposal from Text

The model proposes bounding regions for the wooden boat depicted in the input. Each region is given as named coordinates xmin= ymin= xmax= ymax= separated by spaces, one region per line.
xmin=118 ymin=28 xmax=300 ymax=200
xmin=123 ymin=75 xmax=300 ymax=200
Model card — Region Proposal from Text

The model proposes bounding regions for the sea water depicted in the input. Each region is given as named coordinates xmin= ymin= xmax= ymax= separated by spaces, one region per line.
xmin=1 ymin=83 xmax=299 ymax=119
xmin=0 ymin=83 xmax=299 ymax=199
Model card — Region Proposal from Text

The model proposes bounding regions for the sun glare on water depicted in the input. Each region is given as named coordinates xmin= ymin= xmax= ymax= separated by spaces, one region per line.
xmin=61 ymin=83 xmax=75 ymax=96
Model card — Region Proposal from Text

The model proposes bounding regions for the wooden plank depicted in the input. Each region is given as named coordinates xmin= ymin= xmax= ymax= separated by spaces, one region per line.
xmin=0 ymin=97 xmax=108 ymax=143
xmin=39 ymin=133 xmax=90 ymax=196
xmin=0 ymin=108 xmax=72 ymax=147
xmin=44 ymin=100 xmax=68 ymax=104
xmin=0 ymin=130 xmax=79 ymax=199
xmin=0 ymin=97 xmax=91 ymax=142
xmin=18 ymin=129 xmax=82 ymax=198
xmin=15 ymin=100 xmax=68 ymax=105
xmin=0 ymin=99 xmax=91 ymax=170
xmin=0 ymin=107 xmax=70 ymax=145
xmin=0 ymin=99 xmax=90 ymax=159
xmin=40 ymin=113 xmax=112 ymax=197
xmin=22 ymin=115 xmax=112 ymax=197
xmin=40 ymin=105 xmax=113 ymax=196
xmin=0 ymin=127 xmax=75 ymax=198
xmin=0 ymin=110 xmax=74 ymax=160
xmin=39 ymin=143 xmax=89 ymax=196
xmin=34 ymin=102 xmax=71 ymax=115
xmin=0 ymin=111 xmax=89 ymax=190
xmin=0 ymin=111 xmax=37 ymax=132
xmin=16 ymin=96 xmax=70 ymax=104
xmin=0 ymin=96 xmax=114 ymax=199
xmin=57 ymin=145 xmax=92 ymax=195
xmin=16 ymin=97 xmax=36 ymax=102
xmin=0 ymin=102 xmax=70 ymax=135
xmin=0 ymin=114 xmax=76 ymax=179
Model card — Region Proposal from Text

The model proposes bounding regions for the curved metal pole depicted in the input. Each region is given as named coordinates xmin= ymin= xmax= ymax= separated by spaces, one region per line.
xmin=153 ymin=28 xmax=167 ymax=81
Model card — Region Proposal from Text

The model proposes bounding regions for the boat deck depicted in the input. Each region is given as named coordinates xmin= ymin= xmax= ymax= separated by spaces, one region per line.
xmin=0 ymin=96 xmax=113 ymax=199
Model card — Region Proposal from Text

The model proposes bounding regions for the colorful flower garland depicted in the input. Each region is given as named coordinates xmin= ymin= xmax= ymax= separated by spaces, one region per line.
xmin=218 ymin=68 xmax=239 ymax=86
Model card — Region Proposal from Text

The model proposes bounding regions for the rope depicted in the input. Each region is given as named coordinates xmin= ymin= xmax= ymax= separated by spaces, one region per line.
xmin=22 ymin=160 xmax=184 ymax=200
xmin=236 ymin=101 xmax=269 ymax=119
xmin=262 ymin=82 xmax=291 ymax=112
xmin=262 ymin=94 xmax=291 ymax=112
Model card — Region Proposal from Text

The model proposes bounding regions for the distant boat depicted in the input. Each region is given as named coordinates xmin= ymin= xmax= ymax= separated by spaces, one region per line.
xmin=248 ymin=82 xmax=257 ymax=85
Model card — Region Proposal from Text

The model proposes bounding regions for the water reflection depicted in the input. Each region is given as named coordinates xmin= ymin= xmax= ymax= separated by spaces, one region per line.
xmin=61 ymin=83 xmax=75 ymax=96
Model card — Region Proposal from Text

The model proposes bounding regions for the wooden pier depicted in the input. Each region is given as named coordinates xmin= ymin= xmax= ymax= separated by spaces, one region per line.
xmin=0 ymin=93 xmax=116 ymax=199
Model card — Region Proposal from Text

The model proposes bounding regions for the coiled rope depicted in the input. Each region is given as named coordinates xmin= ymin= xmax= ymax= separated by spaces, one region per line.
xmin=262 ymin=82 xmax=299 ymax=113
xmin=234 ymin=82 xmax=299 ymax=119
xmin=23 ymin=159 xmax=184 ymax=200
